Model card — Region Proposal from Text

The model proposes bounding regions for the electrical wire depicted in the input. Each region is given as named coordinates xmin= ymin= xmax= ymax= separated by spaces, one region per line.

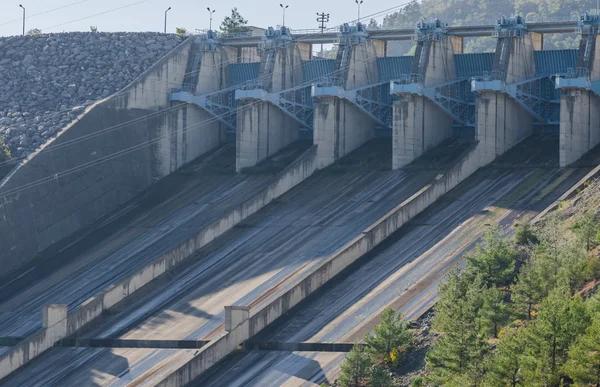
xmin=0 ymin=1 xmax=417 ymax=169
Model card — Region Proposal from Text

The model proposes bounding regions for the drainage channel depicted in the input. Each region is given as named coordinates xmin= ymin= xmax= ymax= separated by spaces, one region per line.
xmin=0 ymin=337 xmax=209 ymax=349
xmin=245 ymin=342 xmax=363 ymax=352
xmin=0 ymin=337 xmax=358 ymax=352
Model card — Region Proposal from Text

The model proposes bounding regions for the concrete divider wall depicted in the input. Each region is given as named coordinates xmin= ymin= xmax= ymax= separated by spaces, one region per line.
xmin=154 ymin=143 xmax=483 ymax=386
xmin=0 ymin=39 xmax=193 ymax=277
xmin=0 ymin=312 xmax=67 ymax=380
xmin=0 ymin=145 xmax=317 ymax=381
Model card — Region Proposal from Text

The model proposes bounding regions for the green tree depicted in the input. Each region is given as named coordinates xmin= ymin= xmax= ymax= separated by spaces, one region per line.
xmin=369 ymin=366 xmax=392 ymax=387
xmin=572 ymin=210 xmax=599 ymax=251
xmin=467 ymin=225 xmax=517 ymax=288
xmin=514 ymin=222 xmax=537 ymax=246
xmin=486 ymin=327 xmax=527 ymax=387
xmin=364 ymin=307 xmax=412 ymax=364
xmin=26 ymin=28 xmax=41 ymax=36
xmin=367 ymin=18 xmax=380 ymax=30
xmin=426 ymin=270 xmax=487 ymax=382
xmin=478 ymin=287 xmax=510 ymax=338
xmin=339 ymin=344 xmax=373 ymax=387
xmin=220 ymin=7 xmax=249 ymax=33
xmin=521 ymin=288 xmax=591 ymax=386
xmin=565 ymin=314 xmax=600 ymax=387
xmin=512 ymin=262 xmax=545 ymax=320
xmin=382 ymin=0 xmax=422 ymax=28
xmin=175 ymin=27 xmax=187 ymax=36
xmin=0 ymin=137 xmax=10 ymax=162
xmin=90 ymin=25 xmax=98 ymax=33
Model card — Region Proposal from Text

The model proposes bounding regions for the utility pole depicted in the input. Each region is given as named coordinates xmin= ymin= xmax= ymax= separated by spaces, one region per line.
xmin=280 ymin=4 xmax=289 ymax=27
xmin=164 ymin=7 xmax=171 ymax=34
xmin=19 ymin=4 xmax=25 ymax=36
xmin=316 ymin=12 xmax=330 ymax=56
xmin=207 ymin=7 xmax=216 ymax=31
xmin=355 ymin=0 xmax=363 ymax=24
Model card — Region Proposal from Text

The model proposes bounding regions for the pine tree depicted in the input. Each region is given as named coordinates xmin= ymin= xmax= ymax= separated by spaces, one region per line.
xmin=486 ymin=327 xmax=527 ymax=387
xmin=339 ymin=344 xmax=373 ymax=387
xmin=565 ymin=313 xmax=600 ymax=387
xmin=478 ymin=287 xmax=510 ymax=338
xmin=467 ymin=225 xmax=517 ymax=288
xmin=571 ymin=210 xmax=599 ymax=251
xmin=0 ymin=136 xmax=10 ymax=162
xmin=426 ymin=271 xmax=488 ymax=383
xmin=369 ymin=366 xmax=392 ymax=387
xmin=220 ymin=8 xmax=249 ymax=33
xmin=367 ymin=18 xmax=380 ymax=30
xmin=521 ymin=288 xmax=591 ymax=386
xmin=512 ymin=262 xmax=544 ymax=320
xmin=364 ymin=307 xmax=412 ymax=364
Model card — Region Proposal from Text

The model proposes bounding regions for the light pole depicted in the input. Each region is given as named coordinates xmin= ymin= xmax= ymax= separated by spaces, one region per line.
xmin=164 ymin=7 xmax=171 ymax=33
xmin=207 ymin=7 xmax=216 ymax=31
xmin=316 ymin=12 xmax=330 ymax=56
xmin=280 ymin=4 xmax=289 ymax=27
xmin=19 ymin=4 xmax=25 ymax=36
xmin=355 ymin=0 xmax=363 ymax=24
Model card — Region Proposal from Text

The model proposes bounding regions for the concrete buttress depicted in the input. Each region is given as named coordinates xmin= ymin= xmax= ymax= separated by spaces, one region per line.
xmin=474 ymin=17 xmax=536 ymax=166
xmin=392 ymin=21 xmax=460 ymax=169
xmin=314 ymin=23 xmax=381 ymax=169
xmin=236 ymin=27 xmax=304 ymax=172
xmin=558 ymin=14 xmax=600 ymax=167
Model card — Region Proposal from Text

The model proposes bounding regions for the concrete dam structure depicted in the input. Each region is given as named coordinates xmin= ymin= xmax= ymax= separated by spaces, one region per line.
xmin=1 ymin=13 xmax=600 ymax=387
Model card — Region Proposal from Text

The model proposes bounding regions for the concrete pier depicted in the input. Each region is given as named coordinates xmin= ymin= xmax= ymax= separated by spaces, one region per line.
xmin=166 ymin=33 xmax=235 ymax=174
xmin=473 ymin=16 xmax=537 ymax=166
xmin=557 ymin=14 xmax=600 ymax=167
xmin=391 ymin=20 xmax=460 ymax=169
xmin=313 ymin=24 xmax=381 ymax=169
xmin=235 ymin=27 xmax=305 ymax=171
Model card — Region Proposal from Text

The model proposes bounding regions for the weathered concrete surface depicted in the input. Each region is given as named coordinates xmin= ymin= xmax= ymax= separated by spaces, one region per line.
xmin=392 ymin=34 xmax=458 ymax=169
xmin=0 ymin=39 xmax=193 ymax=277
xmin=559 ymin=32 xmax=600 ymax=167
xmin=560 ymin=91 xmax=600 ymax=167
xmin=236 ymin=42 xmax=305 ymax=171
xmin=314 ymin=38 xmax=381 ymax=169
xmin=476 ymin=33 xmax=536 ymax=166
xmin=0 ymin=142 xmax=315 ymax=381
xmin=0 ymin=139 xmax=475 ymax=386
xmin=196 ymin=137 xmax=600 ymax=387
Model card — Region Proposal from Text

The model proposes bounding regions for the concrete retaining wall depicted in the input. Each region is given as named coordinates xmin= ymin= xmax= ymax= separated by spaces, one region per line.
xmin=154 ymin=143 xmax=483 ymax=386
xmin=0 ymin=145 xmax=318 ymax=381
xmin=0 ymin=39 xmax=194 ymax=277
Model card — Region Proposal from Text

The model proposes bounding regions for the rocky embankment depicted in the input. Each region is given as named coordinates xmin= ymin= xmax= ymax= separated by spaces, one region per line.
xmin=0 ymin=32 xmax=182 ymax=157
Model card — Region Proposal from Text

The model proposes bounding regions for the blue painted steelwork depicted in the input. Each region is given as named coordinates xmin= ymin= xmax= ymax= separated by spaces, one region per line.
xmin=169 ymin=89 xmax=238 ymax=130
xmin=302 ymin=60 xmax=335 ymax=82
xmin=228 ymin=63 xmax=260 ymax=87
xmin=534 ymin=49 xmax=578 ymax=76
xmin=377 ymin=57 xmax=414 ymax=82
xmin=455 ymin=53 xmax=494 ymax=78
xmin=352 ymin=82 xmax=394 ymax=127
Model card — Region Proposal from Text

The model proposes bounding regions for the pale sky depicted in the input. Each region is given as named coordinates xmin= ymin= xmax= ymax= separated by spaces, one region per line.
xmin=0 ymin=0 xmax=407 ymax=37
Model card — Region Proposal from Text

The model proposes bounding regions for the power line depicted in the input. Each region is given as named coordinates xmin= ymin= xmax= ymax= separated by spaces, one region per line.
xmin=40 ymin=0 xmax=153 ymax=32
xmin=0 ymin=2 xmax=415 ymax=169
xmin=0 ymin=2 xmax=420 ymax=194
xmin=0 ymin=28 xmax=416 ymax=198
xmin=0 ymin=0 xmax=95 ymax=27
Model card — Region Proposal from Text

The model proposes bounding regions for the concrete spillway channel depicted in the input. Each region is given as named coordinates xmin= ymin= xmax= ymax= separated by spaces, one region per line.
xmin=195 ymin=136 xmax=600 ymax=387
xmin=1 ymin=137 xmax=477 ymax=385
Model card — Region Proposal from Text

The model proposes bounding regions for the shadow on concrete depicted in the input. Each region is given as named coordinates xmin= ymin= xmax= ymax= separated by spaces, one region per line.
xmin=6 ymin=133 xmax=600 ymax=386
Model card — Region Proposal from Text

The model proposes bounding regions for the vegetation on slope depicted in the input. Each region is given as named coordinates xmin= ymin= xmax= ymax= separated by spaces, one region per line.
xmin=369 ymin=0 xmax=599 ymax=53
xmin=332 ymin=175 xmax=600 ymax=386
